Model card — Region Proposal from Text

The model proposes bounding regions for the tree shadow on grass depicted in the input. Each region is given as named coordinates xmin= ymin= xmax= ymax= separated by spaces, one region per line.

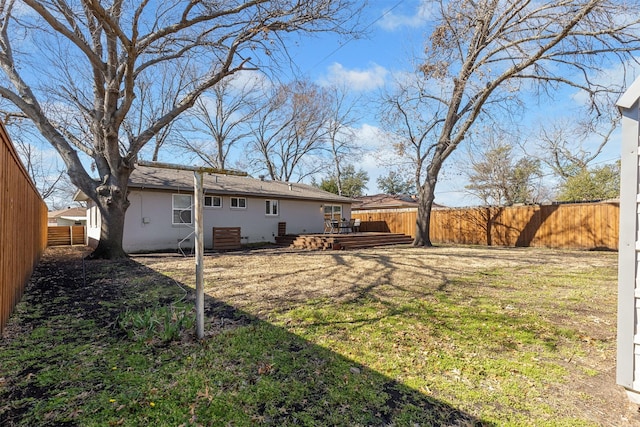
xmin=0 ymin=247 xmax=493 ymax=426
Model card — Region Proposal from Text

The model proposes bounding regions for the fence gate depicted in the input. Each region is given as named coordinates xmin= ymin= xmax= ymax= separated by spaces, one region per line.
xmin=47 ymin=226 xmax=86 ymax=246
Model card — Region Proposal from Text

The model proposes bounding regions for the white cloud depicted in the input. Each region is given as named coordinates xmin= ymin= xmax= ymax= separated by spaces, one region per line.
xmin=319 ymin=63 xmax=388 ymax=92
xmin=377 ymin=0 xmax=434 ymax=31
xmin=350 ymin=123 xmax=396 ymax=194
xmin=226 ymin=69 xmax=271 ymax=93
xmin=568 ymin=57 xmax=640 ymax=107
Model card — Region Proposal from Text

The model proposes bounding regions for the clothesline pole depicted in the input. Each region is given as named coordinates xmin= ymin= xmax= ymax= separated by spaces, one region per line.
xmin=136 ymin=160 xmax=247 ymax=340
xmin=194 ymin=170 xmax=204 ymax=339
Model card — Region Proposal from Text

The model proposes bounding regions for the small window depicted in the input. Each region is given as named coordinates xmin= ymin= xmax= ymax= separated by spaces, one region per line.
xmin=230 ymin=197 xmax=246 ymax=209
xmin=323 ymin=204 xmax=342 ymax=220
xmin=265 ymin=200 xmax=278 ymax=216
xmin=204 ymin=195 xmax=222 ymax=208
xmin=172 ymin=194 xmax=193 ymax=224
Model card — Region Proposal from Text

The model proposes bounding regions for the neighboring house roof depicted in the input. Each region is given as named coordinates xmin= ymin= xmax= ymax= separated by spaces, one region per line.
xmin=48 ymin=207 xmax=87 ymax=222
xmin=77 ymin=165 xmax=353 ymax=204
xmin=353 ymin=194 xmax=445 ymax=210
xmin=351 ymin=194 xmax=419 ymax=210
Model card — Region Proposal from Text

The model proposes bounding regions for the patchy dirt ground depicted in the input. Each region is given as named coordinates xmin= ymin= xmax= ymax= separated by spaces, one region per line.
xmin=138 ymin=245 xmax=640 ymax=426
xmin=2 ymin=245 xmax=640 ymax=426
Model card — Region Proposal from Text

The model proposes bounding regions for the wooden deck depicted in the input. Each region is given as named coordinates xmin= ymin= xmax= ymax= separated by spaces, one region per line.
xmin=275 ymin=232 xmax=413 ymax=250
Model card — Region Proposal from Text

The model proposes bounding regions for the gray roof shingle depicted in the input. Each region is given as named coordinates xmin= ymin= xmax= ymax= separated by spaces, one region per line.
xmin=129 ymin=165 xmax=353 ymax=203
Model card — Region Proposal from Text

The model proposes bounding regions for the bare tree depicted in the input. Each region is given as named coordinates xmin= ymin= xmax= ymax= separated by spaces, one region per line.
xmin=134 ymin=64 xmax=188 ymax=163
xmin=532 ymin=115 xmax=618 ymax=180
xmin=325 ymin=86 xmax=361 ymax=196
xmin=2 ymin=116 xmax=71 ymax=207
xmin=383 ymin=0 xmax=640 ymax=246
xmin=248 ymin=80 xmax=332 ymax=182
xmin=0 ymin=0 xmax=362 ymax=258
xmin=464 ymin=137 xmax=542 ymax=206
xmin=13 ymin=138 xmax=62 ymax=200
xmin=378 ymin=71 xmax=443 ymax=199
xmin=181 ymin=73 xmax=261 ymax=170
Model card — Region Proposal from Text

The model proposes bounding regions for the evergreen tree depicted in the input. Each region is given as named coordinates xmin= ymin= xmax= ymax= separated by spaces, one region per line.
xmin=318 ymin=165 xmax=369 ymax=197
xmin=557 ymin=162 xmax=620 ymax=202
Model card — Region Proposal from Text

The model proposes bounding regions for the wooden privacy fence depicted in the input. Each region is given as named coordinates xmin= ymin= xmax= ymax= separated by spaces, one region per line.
xmin=353 ymin=201 xmax=620 ymax=250
xmin=48 ymin=226 xmax=86 ymax=246
xmin=1 ymin=122 xmax=48 ymax=336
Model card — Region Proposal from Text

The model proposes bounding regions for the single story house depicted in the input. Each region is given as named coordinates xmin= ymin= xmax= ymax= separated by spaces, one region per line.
xmin=48 ymin=207 xmax=87 ymax=226
xmin=79 ymin=165 xmax=353 ymax=253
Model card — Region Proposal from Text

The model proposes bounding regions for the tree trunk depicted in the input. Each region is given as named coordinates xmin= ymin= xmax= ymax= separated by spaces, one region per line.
xmin=91 ymin=204 xmax=128 ymax=259
xmin=85 ymin=170 xmax=132 ymax=259
xmin=414 ymin=181 xmax=436 ymax=247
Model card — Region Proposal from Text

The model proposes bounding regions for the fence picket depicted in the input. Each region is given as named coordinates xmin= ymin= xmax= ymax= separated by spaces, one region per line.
xmin=47 ymin=226 xmax=86 ymax=246
xmin=353 ymin=201 xmax=620 ymax=250
xmin=0 ymin=123 xmax=48 ymax=336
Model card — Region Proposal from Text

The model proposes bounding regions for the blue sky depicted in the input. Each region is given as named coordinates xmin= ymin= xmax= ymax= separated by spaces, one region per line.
xmin=281 ymin=0 xmax=470 ymax=204
xmin=157 ymin=2 xmax=445 ymax=202
xmin=269 ymin=0 xmax=635 ymax=207
xmin=20 ymin=0 xmax=636 ymax=208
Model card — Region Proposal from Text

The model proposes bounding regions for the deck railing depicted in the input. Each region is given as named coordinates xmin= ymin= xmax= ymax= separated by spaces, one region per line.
xmin=1 ymin=123 xmax=48 ymax=336
xmin=353 ymin=201 xmax=620 ymax=250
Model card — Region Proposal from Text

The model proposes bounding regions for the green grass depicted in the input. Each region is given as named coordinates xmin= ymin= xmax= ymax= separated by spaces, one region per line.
xmin=282 ymin=292 xmax=572 ymax=422
xmin=0 ymin=246 xmax=620 ymax=426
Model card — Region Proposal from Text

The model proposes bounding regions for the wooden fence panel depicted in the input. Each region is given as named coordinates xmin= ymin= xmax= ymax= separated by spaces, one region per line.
xmin=212 ymin=227 xmax=241 ymax=250
xmin=352 ymin=201 xmax=620 ymax=250
xmin=357 ymin=209 xmax=414 ymax=235
xmin=47 ymin=226 xmax=86 ymax=246
xmin=1 ymin=123 xmax=48 ymax=336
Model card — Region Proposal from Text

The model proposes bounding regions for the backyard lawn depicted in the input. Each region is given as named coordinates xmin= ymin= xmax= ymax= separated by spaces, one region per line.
xmin=0 ymin=245 xmax=637 ymax=426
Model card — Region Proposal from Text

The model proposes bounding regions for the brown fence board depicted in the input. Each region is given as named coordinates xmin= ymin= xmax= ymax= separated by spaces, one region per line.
xmin=353 ymin=201 xmax=620 ymax=250
xmin=47 ymin=226 xmax=86 ymax=246
xmin=48 ymin=226 xmax=85 ymax=246
xmin=213 ymin=227 xmax=241 ymax=250
xmin=1 ymin=122 xmax=48 ymax=336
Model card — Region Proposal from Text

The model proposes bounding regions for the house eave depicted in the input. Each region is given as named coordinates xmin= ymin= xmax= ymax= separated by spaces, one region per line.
xmin=73 ymin=189 xmax=90 ymax=202
xmin=127 ymin=183 xmax=353 ymax=204
xmin=617 ymin=77 xmax=640 ymax=110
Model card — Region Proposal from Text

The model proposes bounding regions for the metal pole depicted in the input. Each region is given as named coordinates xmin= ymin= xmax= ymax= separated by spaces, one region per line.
xmin=135 ymin=160 xmax=244 ymax=340
xmin=194 ymin=171 xmax=204 ymax=339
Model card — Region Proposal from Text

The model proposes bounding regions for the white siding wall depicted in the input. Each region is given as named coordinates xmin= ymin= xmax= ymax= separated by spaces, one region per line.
xmin=617 ymin=81 xmax=640 ymax=404
xmin=86 ymin=203 xmax=101 ymax=246
xmin=124 ymin=191 xmax=193 ymax=252
xmin=121 ymin=189 xmax=351 ymax=252
xmin=54 ymin=217 xmax=86 ymax=226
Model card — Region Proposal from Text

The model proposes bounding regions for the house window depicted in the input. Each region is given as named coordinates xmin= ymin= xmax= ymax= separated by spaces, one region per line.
xmin=204 ymin=195 xmax=222 ymax=208
xmin=230 ymin=197 xmax=246 ymax=209
xmin=265 ymin=200 xmax=278 ymax=216
xmin=323 ymin=204 xmax=342 ymax=220
xmin=172 ymin=194 xmax=193 ymax=224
